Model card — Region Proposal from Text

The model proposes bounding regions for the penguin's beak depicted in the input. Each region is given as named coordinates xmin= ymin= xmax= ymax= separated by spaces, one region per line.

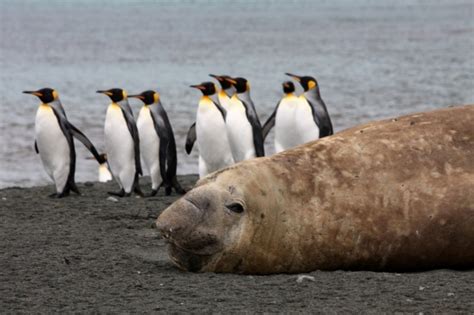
xmin=190 ymin=85 xmax=205 ymax=90
xmin=23 ymin=90 xmax=42 ymax=97
xmin=209 ymin=74 xmax=223 ymax=81
xmin=224 ymin=78 xmax=237 ymax=85
xmin=96 ymin=90 xmax=112 ymax=96
xmin=285 ymin=73 xmax=301 ymax=82
xmin=128 ymin=94 xmax=144 ymax=100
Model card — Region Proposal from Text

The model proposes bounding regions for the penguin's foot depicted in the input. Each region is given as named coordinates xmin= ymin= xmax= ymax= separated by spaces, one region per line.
xmin=165 ymin=186 xmax=172 ymax=196
xmin=134 ymin=186 xmax=144 ymax=197
xmin=108 ymin=189 xmax=125 ymax=197
xmin=51 ymin=190 xmax=70 ymax=198
xmin=172 ymin=177 xmax=186 ymax=195
xmin=174 ymin=185 xmax=187 ymax=195
xmin=147 ymin=189 xmax=158 ymax=198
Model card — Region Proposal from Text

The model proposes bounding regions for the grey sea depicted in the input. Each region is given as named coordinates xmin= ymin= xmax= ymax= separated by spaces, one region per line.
xmin=0 ymin=0 xmax=473 ymax=188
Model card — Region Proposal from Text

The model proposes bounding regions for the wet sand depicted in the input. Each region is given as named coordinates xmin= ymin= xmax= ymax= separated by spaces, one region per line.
xmin=1 ymin=175 xmax=473 ymax=313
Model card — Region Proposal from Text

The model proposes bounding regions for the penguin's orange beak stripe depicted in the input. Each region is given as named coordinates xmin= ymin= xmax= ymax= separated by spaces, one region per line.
xmin=225 ymin=78 xmax=237 ymax=85
xmin=128 ymin=94 xmax=144 ymax=100
xmin=190 ymin=85 xmax=205 ymax=90
xmin=209 ymin=74 xmax=223 ymax=81
xmin=285 ymin=73 xmax=301 ymax=82
xmin=23 ymin=91 xmax=43 ymax=97
xmin=96 ymin=90 xmax=113 ymax=96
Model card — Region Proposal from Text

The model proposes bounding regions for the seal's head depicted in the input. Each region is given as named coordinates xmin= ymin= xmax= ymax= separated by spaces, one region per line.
xmin=155 ymin=178 xmax=249 ymax=272
xmin=155 ymin=160 xmax=289 ymax=273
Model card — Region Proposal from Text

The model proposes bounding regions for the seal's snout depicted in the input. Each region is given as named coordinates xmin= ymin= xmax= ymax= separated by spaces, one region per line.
xmin=156 ymin=221 xmax=182 ymax=240
xmin=155 ymin=197 xmax=203 ymax=242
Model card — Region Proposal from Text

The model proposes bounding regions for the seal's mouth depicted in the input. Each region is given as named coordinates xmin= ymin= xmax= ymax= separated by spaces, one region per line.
xmin=167 ymin=241 xmax=215 ymax=272
xmin=163 ymin=231 xmax=222 ymax=272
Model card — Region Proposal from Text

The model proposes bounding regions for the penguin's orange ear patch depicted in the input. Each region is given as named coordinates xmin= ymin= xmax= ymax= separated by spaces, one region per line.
xmin=122 ymin=90 xmax=128 ymax=99
xmin=153 ymin=92 xmax=160 ymax=103
xmin=52 ymin=90 xmax=59 ymax=100
xmin=308 ymin=80 xmax=317 ymax=89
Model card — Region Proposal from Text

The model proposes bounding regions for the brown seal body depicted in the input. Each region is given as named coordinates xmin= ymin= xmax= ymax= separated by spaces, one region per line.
xmin=156 ymin=105 xmax=474 ymax=274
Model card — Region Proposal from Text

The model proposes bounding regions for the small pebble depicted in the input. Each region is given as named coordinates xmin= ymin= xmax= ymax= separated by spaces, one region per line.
xmin=447 ymin=292 xmax=455 ymax=297
xmin=1 ymin=197 xmax=6 ymax=200
xmin=296 ymin=275 xmax=315 ymax=283
xmin=107 ymin=196 xmax=118 ymax=202
xmin=419 ymin=286 xmax=425 ymax=291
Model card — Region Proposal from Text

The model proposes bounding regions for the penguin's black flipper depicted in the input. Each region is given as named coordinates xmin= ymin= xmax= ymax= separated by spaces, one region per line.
xmin=262 ymin=102 xmax=280 ymax=141
xmin=68 ymin=122 xmax=105 ymax=163
xmin=185 ymin=122 xmax=196 ymax=154
xmin=34 ymin=140 xmax=39 ymax=154
xmin=213 ymin=101 xmax=227 ymax=120
xmin=149 ymin=108 xmax=172 ymax=191
xmin=242 ymin=100 xmax=265 ymax=157
xmin=50 ymin=106 xmax=77 ymax=200
xmin=120 ymin=108 xmax=143 ymax=176
xmin=307 ymin=98 xmax=333 ymax=138
xmin=156 ymin=104 xmax=186 ymax=196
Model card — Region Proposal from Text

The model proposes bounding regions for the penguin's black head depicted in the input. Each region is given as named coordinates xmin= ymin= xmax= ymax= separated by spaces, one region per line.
xmin=190 ymin=82 xmax=216 ymax=96
xmin=209 ymin=74 xmax=233 ymax=90
xmin=282 ymin=81 xmax=295 ymax=94
xmin=285 ymin=73 xmax=318 ymax=92
xmin=23 ymin=88 xmax=58 ymax=104
xmin=96 ymin=88 xmax=127 ymax=103
xmin=225 ymin=77 xmax=249 ymax=94
xmin=129 ymin=90 xmax=159 ymax=105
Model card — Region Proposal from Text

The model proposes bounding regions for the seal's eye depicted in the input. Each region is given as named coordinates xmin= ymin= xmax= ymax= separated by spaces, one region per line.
xmin=225 ymin=202 xmax=244 ymax=214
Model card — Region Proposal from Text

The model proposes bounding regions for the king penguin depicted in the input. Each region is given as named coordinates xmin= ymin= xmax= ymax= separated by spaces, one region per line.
xmin=23 ymin=88 xmax=107 ymax=198
xmin=129 ymin=90 xmax=185 ymax=196
xmin=190 ymin=82 xmax=234 ymax=178
xmin=285 ymin=73 xmax=333 ymax=141
xmin=262 ymin=81 xmax=302 ymax=153
xmin=223 ymin=77 xmax=264 ymax=162
xmin=97 ymin=88 xmax=143 ymax=197
xmin=184 ymin=74 xmax=234 ymax=154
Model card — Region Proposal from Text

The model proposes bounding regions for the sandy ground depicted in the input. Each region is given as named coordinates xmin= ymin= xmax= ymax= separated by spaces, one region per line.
xmin=1 ymin=175 xmax=473 ymax=313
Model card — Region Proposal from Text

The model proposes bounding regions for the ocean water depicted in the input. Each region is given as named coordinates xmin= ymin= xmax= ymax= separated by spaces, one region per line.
xmin=0 ymin=0 xmax=473 ymax=188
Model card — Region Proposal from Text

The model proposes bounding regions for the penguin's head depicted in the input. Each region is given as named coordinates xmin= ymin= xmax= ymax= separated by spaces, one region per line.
xmin=282 ymin=81 xmax=295 ymax=94
xmin=225 ymin=77 xmax=249 ymax=94
xmin=209 ymin=74 xmax=233 ymax=90
xmin=129 ymin=90 xmax=160 ymax=105
xmin=285 ymin=73 xmax=318 ymax=92
xmin=189 ymin=82 xmax=217 ymax=96
xmin=96 ymin=88 xmax=127 ymax=103
xmin=23 ymin=88 xmax=59 ymax=104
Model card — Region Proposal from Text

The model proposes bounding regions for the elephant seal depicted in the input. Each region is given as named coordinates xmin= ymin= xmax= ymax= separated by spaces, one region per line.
xmin=156 ymin=105 xmax=474 ymax=274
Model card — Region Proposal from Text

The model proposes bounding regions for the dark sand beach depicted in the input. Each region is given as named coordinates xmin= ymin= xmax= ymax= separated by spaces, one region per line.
xmin=1 ymin=176 xmax=473 ymax=313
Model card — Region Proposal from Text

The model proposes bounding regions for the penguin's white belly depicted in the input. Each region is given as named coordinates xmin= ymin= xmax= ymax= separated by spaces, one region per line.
xmin=275 ymin=97 xmax=300 ymax=153
xmin=296 ymin=97 xmax=320 ymax=144
xmin=196 ymin=103 xmax=234 ymax=175
xmin=137 ymin=107 xmax=162 ymax=189
xmin=35 ymin=105 xmax=70 ymax=193
xmin=226 ymin=106 xmax=255 ymax=162
xmin=104 ymin=104 xmax=135 ymax=192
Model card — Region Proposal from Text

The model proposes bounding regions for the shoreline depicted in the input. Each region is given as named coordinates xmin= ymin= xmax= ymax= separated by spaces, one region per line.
xmin=1 ymin=175 xmax=473 ymax=313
